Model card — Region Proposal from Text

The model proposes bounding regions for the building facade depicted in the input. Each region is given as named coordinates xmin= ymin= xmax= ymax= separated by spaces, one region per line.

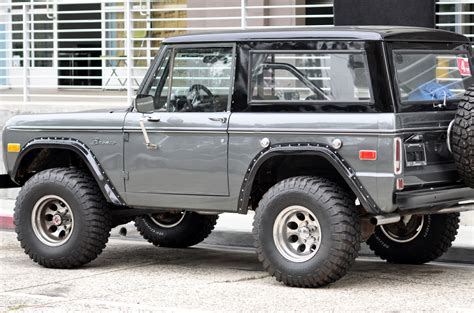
xmin=1 ymin=0 xmax=473 ymax=108
xmin=1 ymin=0 xmax=474 ymax=212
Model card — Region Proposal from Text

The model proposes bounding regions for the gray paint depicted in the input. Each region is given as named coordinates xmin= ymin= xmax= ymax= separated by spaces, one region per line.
xmin=1 ymin=29 xmax=472 ymax=216
xmin=2 ymin=110 xmax=399 ymax=213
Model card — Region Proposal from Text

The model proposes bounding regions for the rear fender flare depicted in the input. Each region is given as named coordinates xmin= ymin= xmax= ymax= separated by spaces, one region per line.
xmin=237 ymin=142 xmax=381 ymax=214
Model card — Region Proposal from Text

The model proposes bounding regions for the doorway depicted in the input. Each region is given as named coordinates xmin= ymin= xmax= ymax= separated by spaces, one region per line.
xmin=57 ymin=3 xmax=101 ymax=87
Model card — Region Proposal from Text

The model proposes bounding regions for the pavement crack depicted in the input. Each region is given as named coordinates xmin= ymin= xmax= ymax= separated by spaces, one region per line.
xmin=211 ymin=274 xmax=270 ymax=284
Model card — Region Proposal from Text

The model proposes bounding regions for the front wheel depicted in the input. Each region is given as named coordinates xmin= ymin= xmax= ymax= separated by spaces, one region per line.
xmin=366 ymin=213 xmax=460 ymax=264
xmin=253 ymin=176 xmax=360 ymax=288
xmin=135 ymin=211 xmax=218 ymax=248
xmin=14 ymin=168 xmax=112 ymax=268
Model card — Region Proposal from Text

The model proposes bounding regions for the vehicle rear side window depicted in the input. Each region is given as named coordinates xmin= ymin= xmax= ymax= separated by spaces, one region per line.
xmin=393 ymin=51 xmax=473 ymax=108
xmin=249 ymin=52 xmax=372 ymax=104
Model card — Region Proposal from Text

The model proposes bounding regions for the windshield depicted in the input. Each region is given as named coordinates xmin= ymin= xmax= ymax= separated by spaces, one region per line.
xmin=393 ymin=50 xmax=473 ymax=110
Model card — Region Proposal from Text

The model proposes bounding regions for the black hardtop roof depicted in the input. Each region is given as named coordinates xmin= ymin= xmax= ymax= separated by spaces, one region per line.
xmin=163 ymin=26 xmax=468 ymax=44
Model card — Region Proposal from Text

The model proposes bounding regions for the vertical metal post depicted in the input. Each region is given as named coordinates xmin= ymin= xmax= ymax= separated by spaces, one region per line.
xmin=52 ymin=3 xmax=58 ymax=86
xmin=241 ymin=0 xmax=247 ymax=29
xmin=146 ymin=0 xmax=151 ymax=67
xmin=125 ymin=0 xmax=133 ymax=105
xmin=101 ymin=2 xmax=106 ymax=89
xmin=22 ymin=5 xmax=30 ymax=103
xmin=455 ymin=3 xmax=462 ymax=35
xmin=5 ymin=4 xmax=13 ymax=84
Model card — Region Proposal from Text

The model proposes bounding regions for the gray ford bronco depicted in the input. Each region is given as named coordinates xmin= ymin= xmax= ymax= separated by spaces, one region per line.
xmin=2 ymin=26 xmax=474 ymax=288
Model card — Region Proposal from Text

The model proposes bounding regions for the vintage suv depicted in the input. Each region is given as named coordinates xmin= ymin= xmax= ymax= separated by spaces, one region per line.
xmin=2 ymin=26 xmax=474 ymax=288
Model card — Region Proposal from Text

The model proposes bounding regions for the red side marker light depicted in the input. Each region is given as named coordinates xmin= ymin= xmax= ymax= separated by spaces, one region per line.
xmin=359 ymin=150 xmax=377 ymax=161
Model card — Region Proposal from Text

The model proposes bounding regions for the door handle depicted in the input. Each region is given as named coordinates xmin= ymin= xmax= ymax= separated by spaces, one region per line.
xmin=208 ymin=117 xmax=227 ymax=123
xmin=145 ymin=113 xmax=161 ymax=122
xmin=139 ymin=118 xmax=158 ymax=150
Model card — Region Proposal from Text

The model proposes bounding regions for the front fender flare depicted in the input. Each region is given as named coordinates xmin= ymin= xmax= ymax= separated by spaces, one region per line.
xmin=12 ymin=137 xmax=125 ymax=206
xmin=237 ymin=142 xmax=381 ymax=214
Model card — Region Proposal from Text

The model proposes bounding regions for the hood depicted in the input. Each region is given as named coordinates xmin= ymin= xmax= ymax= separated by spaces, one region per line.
xmin=5 ymin=110 xmax=128 ymax=131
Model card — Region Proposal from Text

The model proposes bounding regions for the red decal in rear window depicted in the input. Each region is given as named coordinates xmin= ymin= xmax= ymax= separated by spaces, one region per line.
xmin=457 ymin=57 xmax=471 ymax=76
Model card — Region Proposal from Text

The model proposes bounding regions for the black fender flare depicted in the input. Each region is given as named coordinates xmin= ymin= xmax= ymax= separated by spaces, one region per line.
xmin=12 ymin=137 xmax=125 ymax=206
xmin=237 ymin=142 xmax=381 ymax=214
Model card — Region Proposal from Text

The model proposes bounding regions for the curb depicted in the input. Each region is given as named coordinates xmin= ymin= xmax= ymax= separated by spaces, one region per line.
xmin=0 ymin=215 xmax=14 ymax=230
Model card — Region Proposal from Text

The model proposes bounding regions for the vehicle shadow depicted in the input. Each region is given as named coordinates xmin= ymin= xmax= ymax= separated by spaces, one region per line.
xmin=90 ymin=237 xmax=466 ymax=289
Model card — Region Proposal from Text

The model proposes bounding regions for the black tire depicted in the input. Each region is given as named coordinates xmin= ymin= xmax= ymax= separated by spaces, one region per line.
xmin=134 ymin=212 xmax=218 ymax=248
xmin=253 ymin=176 xmax=360 ymax=288
xmin=366 ymin=213 xmax=459 ymax=264
xmin=451 ymin=87 xmax=474 ymax=187
xmin=14 ymin=167 xmax=112 ymax=268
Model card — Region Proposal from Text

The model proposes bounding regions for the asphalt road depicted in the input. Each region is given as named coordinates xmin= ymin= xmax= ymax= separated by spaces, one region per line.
xmin=0 ymin=231 xmax=473 ymax=312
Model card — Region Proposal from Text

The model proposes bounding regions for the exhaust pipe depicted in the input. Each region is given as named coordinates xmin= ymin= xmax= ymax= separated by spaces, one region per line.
xmin=369 ymin=203 xmax=474 ymax=226
xmin=370 ymin=214 xmax=401 ymax=226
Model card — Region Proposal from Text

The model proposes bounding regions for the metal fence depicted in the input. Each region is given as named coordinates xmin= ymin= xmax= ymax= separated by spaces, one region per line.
xmin=0 ymin=0 xmax=473 ymax=107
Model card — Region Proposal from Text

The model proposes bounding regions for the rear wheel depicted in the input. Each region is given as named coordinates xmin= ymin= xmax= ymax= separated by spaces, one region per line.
xmin=367 ymin=213 xmax=459 ymax=264
xmin=14 ymin=168 xmax=111 ymax=268
xmin=253 ymin=176 xmax=360 ymax=288
xmin=134 ymin=211 xmax=218 ymax=248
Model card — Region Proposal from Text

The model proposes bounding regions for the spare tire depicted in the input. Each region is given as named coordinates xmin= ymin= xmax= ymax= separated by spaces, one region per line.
xmin=451 ymin=87 xmax=474 ymax=188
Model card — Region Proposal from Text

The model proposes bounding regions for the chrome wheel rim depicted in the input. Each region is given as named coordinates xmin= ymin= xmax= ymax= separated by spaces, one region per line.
xmin=273 ymin=205 xmax=322 ymax=263
xmin=380 ymin=215 xmax=425 ymax=243
xmin=149 ymin=211 xmax=186 ymax=228
xmin=31 ymin=195 xmax=74 ymax=247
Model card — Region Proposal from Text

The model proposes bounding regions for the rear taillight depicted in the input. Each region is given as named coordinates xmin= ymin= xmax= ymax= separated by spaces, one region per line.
xmin=394 ymin=137 xmax=402 ymax=175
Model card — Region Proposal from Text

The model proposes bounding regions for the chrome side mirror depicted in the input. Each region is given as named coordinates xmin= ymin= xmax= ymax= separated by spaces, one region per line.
xmin=134 ymin=95 xmax=154 ymax=113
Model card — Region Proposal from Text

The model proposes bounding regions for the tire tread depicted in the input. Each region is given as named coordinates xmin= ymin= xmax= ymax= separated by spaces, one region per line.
xmin=14 ymin=167 xmax=111 ymax=268
xmin=252 ymin=176 xmax=360 ymax=288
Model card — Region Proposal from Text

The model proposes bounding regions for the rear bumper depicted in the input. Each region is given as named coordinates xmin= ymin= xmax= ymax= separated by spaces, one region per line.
xmin=0 ymin=174 xmax=19 ymax=189
xmin=395 ymin=185 xmax=474 ymax=210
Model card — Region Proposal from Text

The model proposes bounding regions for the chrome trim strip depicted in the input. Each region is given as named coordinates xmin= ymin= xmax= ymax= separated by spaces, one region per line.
xmin=229 ymin=126 xmax=450 ymax=135
xmin=8 ymin=126 xmax=123 ymax=132
xmin=9 ymin=125 xmax=450 ymax=135
xmin=228 ymin=130 xmax=391 ymax=136
xmin=124 ymin=128 xmax=225 ymax=134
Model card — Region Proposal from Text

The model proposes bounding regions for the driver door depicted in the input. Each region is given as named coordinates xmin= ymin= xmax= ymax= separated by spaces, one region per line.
xmin=123 ymin=45 xmax=234 ymax=205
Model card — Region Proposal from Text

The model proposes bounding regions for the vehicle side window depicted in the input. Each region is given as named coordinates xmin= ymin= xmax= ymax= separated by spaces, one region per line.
xmin=168 ymin=47 xmax=233 ymax=112
xmin=250 ymin=52 xmax=372 ymax=103
xmin=147 ymin=50 xmax=171 ymax=111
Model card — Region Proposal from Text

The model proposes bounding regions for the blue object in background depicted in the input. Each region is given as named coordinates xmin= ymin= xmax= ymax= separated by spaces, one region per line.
xmin=408 ymin=82 xmax=453 ymax=101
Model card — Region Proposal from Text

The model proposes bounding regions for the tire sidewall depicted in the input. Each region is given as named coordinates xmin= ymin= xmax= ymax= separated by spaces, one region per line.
xmin=258 ymin=189 xmax=337 ymax=276
xmin=135 ymin=212 xmax=217 ymax=247
xmin=370 ymin=215 xmax=434 ymax=253
xmin=138 ymin=212 xmax=191 ymax=240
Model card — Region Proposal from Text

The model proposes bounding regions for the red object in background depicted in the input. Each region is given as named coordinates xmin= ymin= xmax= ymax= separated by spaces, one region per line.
xmin=359 ymin=150 xmax=377 ymax=160
xmin=457 ymin=57 xmax=471 ymax=76
xmin=0 ymin=215 xmax=14 ymax=229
